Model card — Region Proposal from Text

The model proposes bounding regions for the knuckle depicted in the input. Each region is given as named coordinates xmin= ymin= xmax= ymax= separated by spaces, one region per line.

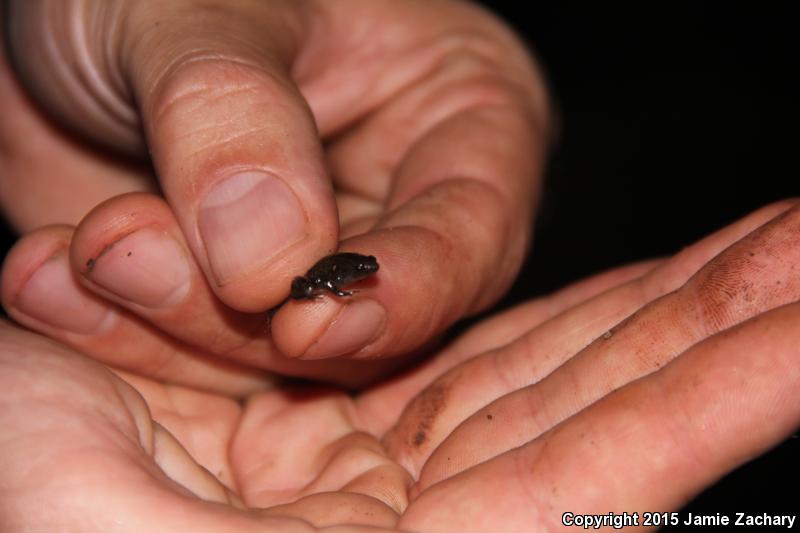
xmin=145 ymin=58 xmax=298 ymax=165
xmin=427 ymin=53 xmax=533 ymax=116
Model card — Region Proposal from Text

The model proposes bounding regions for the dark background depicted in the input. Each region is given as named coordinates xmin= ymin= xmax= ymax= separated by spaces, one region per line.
xmin=0 ymin=1 xmax=796 ymax=526
xmin=476 ymin=1 xmax=798 ymax=525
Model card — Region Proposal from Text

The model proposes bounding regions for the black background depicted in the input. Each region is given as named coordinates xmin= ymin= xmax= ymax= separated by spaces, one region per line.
xmin=476 ymin=1 xmax=798 ymax=525
xmin=0 ymin=1 xmax=797 ymax=525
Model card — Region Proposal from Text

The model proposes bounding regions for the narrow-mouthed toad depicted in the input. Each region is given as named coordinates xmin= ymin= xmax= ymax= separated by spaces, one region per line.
xmin=290 ymin=253 xmax=379 ymax=299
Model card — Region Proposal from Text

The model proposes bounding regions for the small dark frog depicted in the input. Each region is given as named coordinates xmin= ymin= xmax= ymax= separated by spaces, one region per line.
xmin=290 ymin=252 xmax=379 ymax=299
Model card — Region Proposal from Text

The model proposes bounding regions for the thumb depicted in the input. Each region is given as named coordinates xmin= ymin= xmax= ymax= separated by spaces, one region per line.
xmin=6 ymin=0 xmax=337 ymax=311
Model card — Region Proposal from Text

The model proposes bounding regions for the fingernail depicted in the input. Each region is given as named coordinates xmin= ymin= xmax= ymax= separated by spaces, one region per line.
xmin=301 ymin=299 xmax=386 ymax=359
xmin=198 ymin=172 xmax=307 ymax=285
xmin=15 ymin=252 xmax=113 ymax=334
xmin=85 ymin=229 xmax=191 ymax=308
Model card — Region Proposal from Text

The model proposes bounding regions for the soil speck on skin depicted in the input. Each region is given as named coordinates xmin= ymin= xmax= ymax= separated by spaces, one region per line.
xmin=486 ymin=414 xmax=493 ymax=420
xmin=127 ymin=252 xmax=132 ymax=256
xmin=602 ymin=330 xmax=613 ymax=340
xmin=86 ymin=243 xmax=115 ymax=272
xmin=749 ymin=252 xmax=755 ymax=257
xmin=407 ymin=379 xmax=452 ymax=449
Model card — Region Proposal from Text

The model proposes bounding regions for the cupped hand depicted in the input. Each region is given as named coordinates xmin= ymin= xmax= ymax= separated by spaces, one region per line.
xmin=0 ymin=0 xmax=550 ymax=373
xmin=0 ymin=241 xmax=654 ymax=532
xmin=0 ymin=258 xmax=626 ymax=531
xmin=3 ymin=201 xmax=799 ymax=531
xmin=0 ymin=320 xmax=413 ymax=531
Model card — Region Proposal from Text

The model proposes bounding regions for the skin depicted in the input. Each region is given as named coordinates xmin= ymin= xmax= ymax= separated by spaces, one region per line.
xmin=1 ymin=1 xmax=797 ymax=529
xmin=2 ymin=201 xmax=800 ymax=531
xmin=0 ymin=0 xmax=550 ymax=376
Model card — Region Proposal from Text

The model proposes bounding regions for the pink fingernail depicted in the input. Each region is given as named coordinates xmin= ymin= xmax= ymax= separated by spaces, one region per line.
xmin=15 ymin=252 xmax=113 ymax=334
xmin=86 ymin=228 xmax=191 ymax=308
xmin=198 ymin=172 xmax=307 ymax=285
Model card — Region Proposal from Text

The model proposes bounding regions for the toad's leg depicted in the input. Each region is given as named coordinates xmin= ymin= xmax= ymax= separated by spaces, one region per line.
xmin=324 ymin=280 xmax=357 ymax=297
xmin=335 ymin=288 xmax=357 ymax=297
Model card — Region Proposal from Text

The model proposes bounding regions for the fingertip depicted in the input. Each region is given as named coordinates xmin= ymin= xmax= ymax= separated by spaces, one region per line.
xmin=2 ymin=225 xmax=115 ymax=336
xmin=275 ymin=297 xmax=388 ymax=360
xmin=272 ymin=231 xmax=439 ymax=360
xmin=198 ymin=221 xmax=338 ymax=313
xmin=178 ymin=164 xmax=340 ymax=314
xmin=69 ymin=193 xmax=192 ymax=299
xmin=196 ymin=171 xmax=308 ymax=286
xmin=270 ymin=298 xmax=341 ymax=358
xmin=2 ymin=226 xmax=70 ymax=311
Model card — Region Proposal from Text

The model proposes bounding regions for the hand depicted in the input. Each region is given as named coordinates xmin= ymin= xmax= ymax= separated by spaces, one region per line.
xmin=3 ymin=201 xmax=798 ymax=531
xmin=0 ymin=0 xmax=550 ymax=376
xmin=0 ymin=246 xmax=657 ymax=532
xmin=0 ymin=320 xmax=413 ymax=531
xmin=386 ymin=200 xmax=800 ymax=528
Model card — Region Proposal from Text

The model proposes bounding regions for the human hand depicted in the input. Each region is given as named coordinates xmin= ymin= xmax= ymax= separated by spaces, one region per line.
xmin=0 ymin=259 xmax=633 ymax=531
xmin=0 ymin=242 xmax=663 ymax=532
xmin=0 ymin=319 xmax=414 ymax=531
xmin=383 ymin=200 xmax=800 ymax=529
xmin=4 ymin=201 xmax=798 ymax=531
xmin=0 ymin=0 xmax=550 ymax=375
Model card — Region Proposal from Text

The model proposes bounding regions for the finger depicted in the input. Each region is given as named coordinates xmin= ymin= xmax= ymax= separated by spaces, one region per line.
xmin=229 ymin=387 xmax=411 ymax=514
xmin=0 ymin=17 xmax=152 ymax=232
xmin=401 ymin=302 xmax=800 ymax=530
xmin=288 ymin=431 xmax=411 ymax=514
xmin=383 ymin=200 xmax=795 ymax=475
xmin=6 ymin=0 xmax=338 ymax=311
xmin=419 ymin=199 xmax=800 ymax=486
xmin=355 ymin=259 xmax=662 ymax=436
xmin=272 ymin=2 xmax=551 ymax=359
xmin=68 ymin=193 xmax=276 ymax=365
xmin=1 ymin=225 xmax=271 ymax=396
xmin=261 ymin=493 xmax=399 ymax=530
xmin=425 ymin=259 xmax=663 ymax=367
xmin=1 ymin=222 xmax=408 ymax=389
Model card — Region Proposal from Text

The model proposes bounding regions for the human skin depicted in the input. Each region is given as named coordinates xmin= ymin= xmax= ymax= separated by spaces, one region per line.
xmin=0 ymin=0 xmax=550 ymax=380
xmin=2 ymin=201 xmax=799 ymax=531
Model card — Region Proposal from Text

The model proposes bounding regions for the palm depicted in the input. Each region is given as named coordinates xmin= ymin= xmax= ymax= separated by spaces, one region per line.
xmin=1 ymin=325 xmax=406 ymax=530
xmin=1 ymin=281 xmax=552 ymax=530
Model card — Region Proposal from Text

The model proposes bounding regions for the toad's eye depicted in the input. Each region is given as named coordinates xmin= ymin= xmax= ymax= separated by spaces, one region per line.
xmin=290 ymin=277 xmax=314 ymax=299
